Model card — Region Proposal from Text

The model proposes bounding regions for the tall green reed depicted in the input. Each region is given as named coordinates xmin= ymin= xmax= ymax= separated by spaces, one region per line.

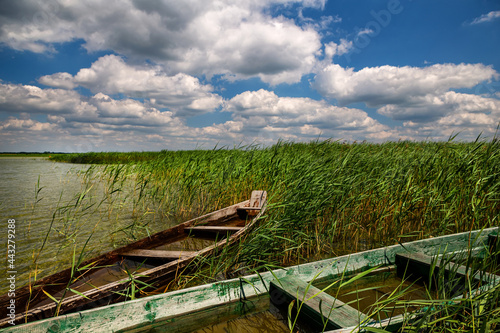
xmin=48 ymin=138 xmax=499 ymax=273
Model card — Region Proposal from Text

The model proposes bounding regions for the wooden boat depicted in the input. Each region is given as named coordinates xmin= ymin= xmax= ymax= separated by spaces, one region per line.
xmin=0 ymin=190 xmax=267 ymax=328
xmin=2 ymin=226 xmax=498 ymax=332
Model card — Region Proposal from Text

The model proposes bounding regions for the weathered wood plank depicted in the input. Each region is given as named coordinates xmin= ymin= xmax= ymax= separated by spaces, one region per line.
xmin=237 ymin=190 xmax=266 ymax=216
xmin=325 ymin=314 xmax=406 ymax=333
xmin=395 ymin=252 xmax=498 ymax=293
xmin=270 ymin=276 xmax=368 ymax=330
xmin=396 ymin=252 xmax=464 ymax=281
xmin=120 ymin=250 xmax=197 ymax=260
xmin=185 ymin=226 xmax=243 ymax=233
xmin=249 ymin=190 xmax=266 ymax=208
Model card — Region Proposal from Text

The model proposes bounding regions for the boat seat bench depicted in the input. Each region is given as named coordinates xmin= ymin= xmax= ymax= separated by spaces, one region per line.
xmin=184 ymin=226 xmax=243 ymax=234
xmin=395 ymin=252 xmax=497 ymax=284
xmin=120 ymin=250 xmax=197 ymax=260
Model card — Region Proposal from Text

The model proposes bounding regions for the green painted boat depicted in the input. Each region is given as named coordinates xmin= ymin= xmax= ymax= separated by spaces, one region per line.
xmin=1 ymin=226 xmax=497 ymax=332
xmin=0 ymin=191 xmax=267 ymax=329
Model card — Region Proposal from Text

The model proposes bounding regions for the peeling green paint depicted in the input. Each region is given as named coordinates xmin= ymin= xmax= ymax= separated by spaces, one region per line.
xmin=47 ymin=324 xmax=59 ymax=333
xmin=144 ymin=301 xmax=158 ymax=322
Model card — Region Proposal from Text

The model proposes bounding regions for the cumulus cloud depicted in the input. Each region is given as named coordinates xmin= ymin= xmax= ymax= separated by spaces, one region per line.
xmin=202 ymin=89 xmax=392 ymax=144
xmin=313 ymin=63 xmax=500 ymax=141
xmin=1 ymin=1 xmax=498 ymax=149
xmin=470 ymin=11 xmax=500 ymax=25
xmin=0 ymin=83 xmax=82 ymax=113
xmin=0 ymin=117 xmax=57 ymax=132
xmin=38 ymin=72 xmax=76 ymax=89
xmin=0 ymin=82 xmax=184 ymax=129
xmin=0 ymin=114 xmax=193 ymax=152
xmin=39 ymin=55 xmax=223 ymax=117
xmin=88 ymin=93 xmax=180 ymax=127
xmin=378 ymin=92 xmax=500 ymax=122
xmin=1 ymin=0 xmax=324 ymax=84
xmin=0 ymin=83 xmax=196 ymax=151
xmin=322 ymin=40 xmax=353 ymax=63
xmin=314 ymin=63 xmax=498 ymax=106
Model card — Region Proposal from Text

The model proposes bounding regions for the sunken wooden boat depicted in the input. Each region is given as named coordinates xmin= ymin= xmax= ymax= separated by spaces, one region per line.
xmin=2 ymin=226 xmax=498 ymax=332
xmin=0 ymin=190 xmax=267 ymax=328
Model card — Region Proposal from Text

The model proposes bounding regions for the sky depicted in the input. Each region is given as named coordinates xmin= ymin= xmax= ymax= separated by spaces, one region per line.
xmin=0 ymin=0 xmax=499 ymax=152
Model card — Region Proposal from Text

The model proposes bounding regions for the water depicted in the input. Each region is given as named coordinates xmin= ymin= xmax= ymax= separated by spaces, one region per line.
xmin=0 ymin=158 xmax=164 ymax=294
xmin=192 ymin=310 xmax=289 ymax=333
xmin=314 ymin=269 xmax=430 ymax=320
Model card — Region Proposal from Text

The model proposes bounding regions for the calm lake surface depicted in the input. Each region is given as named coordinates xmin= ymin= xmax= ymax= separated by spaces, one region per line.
xmin=0 ymin=158 xmax=165 ymax=294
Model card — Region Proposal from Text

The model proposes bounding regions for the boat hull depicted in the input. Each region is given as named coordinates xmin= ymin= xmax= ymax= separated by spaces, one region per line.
xmin=2 ymin=226 xmax=497 ymax=332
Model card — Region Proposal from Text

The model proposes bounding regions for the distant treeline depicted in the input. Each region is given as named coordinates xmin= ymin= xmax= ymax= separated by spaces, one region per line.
xmin=49 ymin=151 xmax=166 ymax=164
xmin=0 ymin=152 xmax=66 ymax=157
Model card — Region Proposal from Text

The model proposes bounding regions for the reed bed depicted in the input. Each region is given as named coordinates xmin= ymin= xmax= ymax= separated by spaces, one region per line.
xmin=49 ymin=138 xmax=499 ymax=272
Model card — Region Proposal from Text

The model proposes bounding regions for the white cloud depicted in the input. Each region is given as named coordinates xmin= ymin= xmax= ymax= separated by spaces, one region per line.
xmin=0 ymin=83 xmax=82 ymax=113
xmin=357 ymin=28 xmax=374 ymax=36
xmin=182 ymin=11 xmax=321 ymax=84
xmin=470 ymin=11 xmax=500 ymax=25
xmin=88 ymin=93 xmax=180 ymax=127
xmin=0 ymin=118 xmax=57 ymax=132
xmin=314 ymin=63 xmax=498 ymax=106
xmin=313 ymin=63 xmax=500 ymax=141
xmin=323 ymin=39 xmax=353 ymax=63
xmin=0 ymin=82 xmax=184 ymax=129
xmin=38 ymin=72 xmax=76 ymax=89
xmin=1 ymin=0 xmax=324 ymax=85
xmin=1 ymin=1 xmax=499 ymax=149
xmin=202 ymin=89 xmax=391 ymax=144
xmin=0 ymin=115 xmax=192 ymax=152
xmin=378 ymin=92 xmax=500 ymax=122
xmin=40 ymin=55 xmax=223 ymax=116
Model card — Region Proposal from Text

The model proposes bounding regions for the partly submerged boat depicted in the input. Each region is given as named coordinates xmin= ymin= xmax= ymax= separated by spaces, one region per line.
xmin=2 ymin=226 xmax=498 ymax=332
xmin=0 ymin=190 xmax=267 ymax=328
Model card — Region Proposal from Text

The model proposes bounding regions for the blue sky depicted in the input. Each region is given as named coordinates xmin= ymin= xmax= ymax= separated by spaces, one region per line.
xmin=0 ymin=0 xmax=499 ymax=152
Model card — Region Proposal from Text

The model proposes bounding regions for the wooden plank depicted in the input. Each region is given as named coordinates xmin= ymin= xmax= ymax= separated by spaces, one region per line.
xmin=237 ymin=190 xmax=266 ymax=216
xmin=396 ymin=252 xmax=466 ymax=280
xmin=185 ymin=226 xmax=243 ymax=233
xmin=395 ymin=252 xmax=497 ymax=291
xmin=325 ymin=314 xmax=406 ymax=333
xmin=120 ymin=250 xmax=197 ymax=260
xmin=249 ymin=190 xmax=266 ymax=208
xmin=489 ymin=234 xmax=498 ymax=247
xmin=270 ymin=276 xmax=368 ymax=330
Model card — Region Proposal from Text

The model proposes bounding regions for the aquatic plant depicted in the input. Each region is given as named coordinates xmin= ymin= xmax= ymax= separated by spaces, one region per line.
xmin=48 ymin=137 xmax=500 ymax=271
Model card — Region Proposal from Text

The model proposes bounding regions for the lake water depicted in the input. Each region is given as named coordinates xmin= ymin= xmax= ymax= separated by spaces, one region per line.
xmin=0 ymin=158 xmax=165 ymax=294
